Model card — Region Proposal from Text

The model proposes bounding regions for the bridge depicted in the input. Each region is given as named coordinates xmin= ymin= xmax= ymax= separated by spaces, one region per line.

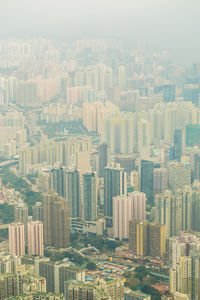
xmin=79 ymin=246 xmax=100 ymax=254
xmin=0 ymin=224 xmax=9 ymax=229
xmin=0 ymin=159 xmax=18 ymax=168
xmin=149 ymin=271 xmax=169 ymax=281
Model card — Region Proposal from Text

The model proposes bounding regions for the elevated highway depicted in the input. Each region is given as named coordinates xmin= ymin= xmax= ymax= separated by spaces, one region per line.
xmin=0 ymin=224 xmax=9 ymax=229
xmin=0 ymin=159 xmax=18 ymax=168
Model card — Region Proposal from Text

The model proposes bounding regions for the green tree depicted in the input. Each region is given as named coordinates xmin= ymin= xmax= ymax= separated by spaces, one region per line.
xmin=86 ymin=261 xmax=97 ymax=270
xmin=135 ymin=266 xmax=149 ymax=281
xmin=128 ymin=277 xmax=141 ymax=290
xmin=0 ymin=229 xmax=8 ymax=239
xmin=0 ymin=204 xmax=14 ymax=224
xmin=0 ymin=169 xmax=43 ymax=215
xmin=70 ymin=232 xmax=80 ymax=244
xmin=141 ymin=285 xmax=161 ymax=300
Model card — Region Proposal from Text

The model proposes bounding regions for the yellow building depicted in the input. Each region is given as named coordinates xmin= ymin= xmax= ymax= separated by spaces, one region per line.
xmin=129 ymin=220 xmax=166 ymax=258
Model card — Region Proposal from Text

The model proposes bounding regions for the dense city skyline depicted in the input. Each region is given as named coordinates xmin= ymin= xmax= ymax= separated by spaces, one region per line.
xmin=0 ymin=1 xmax=200 ymax=299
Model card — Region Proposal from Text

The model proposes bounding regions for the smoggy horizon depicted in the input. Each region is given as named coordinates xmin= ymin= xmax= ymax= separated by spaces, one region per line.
xmin=0 ymin=0 xmax=200 ymax=65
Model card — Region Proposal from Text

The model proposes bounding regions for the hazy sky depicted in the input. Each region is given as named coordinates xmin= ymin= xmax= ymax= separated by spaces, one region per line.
xmin=1 ymin=0 xmax=200 ymax=64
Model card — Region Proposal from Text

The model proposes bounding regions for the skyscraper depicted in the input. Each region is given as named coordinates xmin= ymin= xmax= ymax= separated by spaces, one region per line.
xmin=183 ymin=84 xmax=200 ymax=106
xmin=9 ymin=223 xmax=25 ymax=257
xmin=113 ymin=192 xmax=146 ymax=240
xmin=35 ymin=257 xmax=85 ymax=294
xmin=114 ymin=154 xmax=136 ymax=173
xmin=83 ymin=171 xmax=97 ymax=221
xmin=148 ymin=223 xmax=166 ymax=258
xmin=101 ymin=113 xmax=134 ymax=154
xmin=43 ymin=191 xmax=70 ymax=249
xmin=129 ymin=219 xmax=148 ymax=257
xmin=153 ymin=168 xmax=168 ymax=195
xmin=169 ymin=232 xmax=200 ymax=270
xmin=183 ymin=181 xmax=200 ymax=232
xmin=35 ymin=258 xmax=55 ymax=292
xmin=98 ymin=142 xmax=109 ymax=178
xmin=130 ymin=170 xmax=140 ymax=192
xmin=170 ymin=250 xmax=200 ymax=300
xmin=129 ymin=219 xmax=166 ymax=258
xmin=173 ymin=129 xmax=184 ymax=162
xmin=154 ymin=190 xmax=172 ymax=238
xmin=170 ymin=256 xmax=192 ymax=296
xmin=191 ymin=148 xmax=200 ymax=183
xmin=64 ymin=168 xmax=80 ymax=218
xmin=163 ymin=83 xmax=176 ymax=103
xmin=14 ymin=202 xmax=28 ymax=243
xmin=113 ymin=195 xmax=129 ymax=240
xmin=186 ymin=124 xmax=200 ymax=147
xmin=32 ymin=202 xmax=43 ymax=222
xmin=190 ymin=250 xmax=200 ymax=300
xmin=140 ymin=160 xmax=154 ymax=204
xmin=118 ymin=65 xmax=127 ymax=90
xmin=50 ymin=164 xmax=65 ymax=197
xmin=168 ymin=161 xmax=191 ymax=192
xmin=129 ymin=192 xmax=146 ymax=221
xmin=104 ymin=163 xmax=127 ymax=224
xmin=0 ymin=273 xmax=18 ymax=299
xmin=154 ymin=184 xmax=200 ymax=238
xmin=28 ymin=221 xmax=44 ymax=256
xmin=50 ymin=166 xmax=81 ymax=218
xmin=137 ymin=119 xmax=150 ymax=156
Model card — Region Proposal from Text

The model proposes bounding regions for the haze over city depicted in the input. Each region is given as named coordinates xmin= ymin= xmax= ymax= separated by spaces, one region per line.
xmin=0 ymin=1 xmax=199 ymax=300
xmin=1 ymin=0 xmax=200 ymax=64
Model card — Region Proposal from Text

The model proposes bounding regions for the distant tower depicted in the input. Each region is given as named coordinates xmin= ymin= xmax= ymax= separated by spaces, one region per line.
xmin=104 ymin=163 xmax=127 ymax=224
xmin=173 ymin=129 xmax=184 ymax=162
xmin=50 ymin=164 xmax=65 ymax=197
xmin=190 ymin=250 xmax=200 ymax=299
xmin=118 ymin=65 xmax=127 ymax=90
xmin=148 ymin=223 xmax=166 ymax=258
xmin=14 ymin=202 xmax=28 ymax=243
xmin=64 ymin=169 xmax=80 ymax=218
xmin=129 ymin=192 xmax=146 ymax=221
xmin=184 ymin=84 xmax=200 ymax=106
xmin=168 ymin=161 xmax=191 ymax=192
xmin=140 ymin=160 xmax=154 ymax=204
xmin=113 ymin=192 xmax=146 ymax=240
xmin=43 ymin=191 xmax=70 ymax=249
xmin=163 ymin=83 xmax=176 ymax=103
xmin=9 ymin=223 xmax=25 ymax=256
xmin=28 ymin=221 xmax=44 ymax=256
xmin=186 ymin=124 xmax=200 ymax=147
xmin=129 ymin=220 xmax=166 ymax=258
xmin=129 ymin=219 xmax=148 ymax=256
xmin=153 ymin=168 xmax=168 ymax=195
xmin=83 ymin=171 xmax=97 ymax=221
xmin=191 ymin=149 xmax=200 ymax=183
xmin=137 ymin=119 xmax=150 ymax=155
xmin=32 ymin=202 xmax=43 ymax=222
xmin=98 ymin=143 xmax=109 ymax=178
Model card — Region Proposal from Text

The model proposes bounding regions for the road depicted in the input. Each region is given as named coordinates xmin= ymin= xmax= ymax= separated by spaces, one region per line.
xmin=0 ymin=159 xmax=18 ymax=168
xmin=0 ymin=224 xmax=9 ymax=229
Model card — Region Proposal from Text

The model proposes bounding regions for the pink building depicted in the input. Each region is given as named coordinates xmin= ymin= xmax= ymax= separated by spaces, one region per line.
xmin=9 ymin=223 xmax=25 ymax=256
xmin=129 ymin=191 xmax=146 ymax=221
xmin=28 ymin=221 xmax=44 ymax=256
xmin=113 ymin=192 xmax=146 ymax=240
